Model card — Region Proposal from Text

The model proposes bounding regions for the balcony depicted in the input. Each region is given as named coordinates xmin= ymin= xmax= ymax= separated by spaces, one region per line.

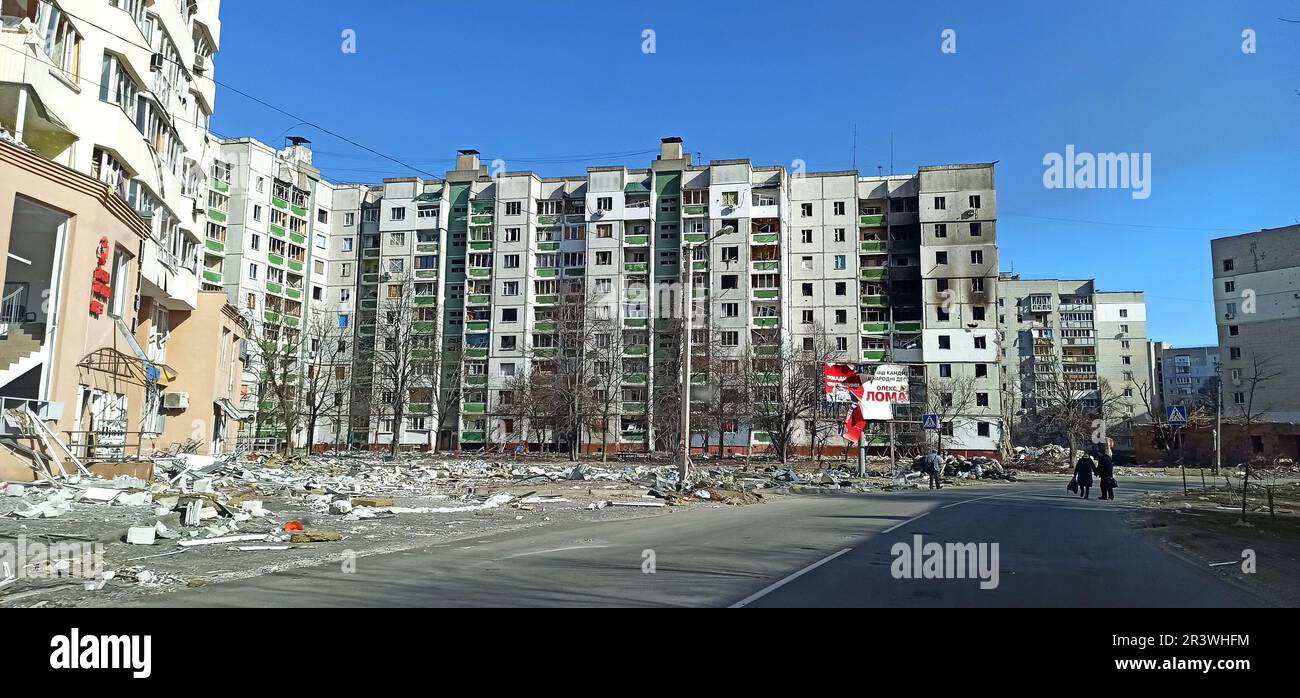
xmin=623 ymin=318 xmax=648 ymax=329
xmin=862 ymin=350 xmax=887 ymax=361
xmin=467 ymin=294 xmax=491 ymax=306
xmin=860 ymin=267 xmax=887 ymax=280
xmin=752 ymin=288 xmax=780 ymax=301
xmin=202 ymin=269 xmax=223 ymax=284
xmin=624 ymin=235 xmax=649 ymax=246
xmin=535 ymin=295 xmax=559 ymax=305
xmin=538 ymin=214 xmax=560 ymax=226
xmin=205 ymin=238 xmax=225 ymax=253
xmin=622 ymin=401 xmax=647 ymax=414
xmin=624 ymin=262 xmax=647 ymax=274
xmin=537 ymin=241 xmax=560 ymax=252
xmin=862 ymin=322 xmax=889 ymax=333
xmin=859 ymin=214 xmax=885 ymax=227
xmin=752 ymin=317 xmax=780 ymax=329
xmin=752 ymin=260 xmax=779 ymax=272
xmin=467 ymin=268 xmax=491 ymax=279
xmin=682 ymin=204 xmax=708 ymax=217
xmin=861 ymin=294 xmax=888 ymax=307
xmin=623 ymin=345 xmax=648 ymax=356
xmin=464 ymin=348 xmax=488 ymax=359
xmin=894 ymin=321 xmax=921 ymax=332
xmin=461 ymin=431 xmax=486 ymax=443
xmin=623 ymin=373 xmax=648 ymax=385
xmin=465 ymin=321 xmax=489 ymax=332
xmin=860 ymin=241 xmax=887 ymax=253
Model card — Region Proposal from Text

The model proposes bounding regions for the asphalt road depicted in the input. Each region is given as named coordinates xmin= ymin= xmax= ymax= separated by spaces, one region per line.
xmin=128 ymin=478 xmax=1275 ymax=608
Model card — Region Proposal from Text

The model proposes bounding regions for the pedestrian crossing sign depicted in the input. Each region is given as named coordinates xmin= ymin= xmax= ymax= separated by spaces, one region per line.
xmin=1166 ymin=405 xmax=1188 ymax=426
xmin=922 ymin=414 xmax=940 ymax=430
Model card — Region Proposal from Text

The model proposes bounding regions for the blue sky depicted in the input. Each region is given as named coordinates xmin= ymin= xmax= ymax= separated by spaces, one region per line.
xmin=210 ymin=0 xmax=1300 ymax=347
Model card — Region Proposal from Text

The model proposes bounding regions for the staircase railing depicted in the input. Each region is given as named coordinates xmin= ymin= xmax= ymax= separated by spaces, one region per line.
xmin=0 ymin=285 xmax=26 ymax=339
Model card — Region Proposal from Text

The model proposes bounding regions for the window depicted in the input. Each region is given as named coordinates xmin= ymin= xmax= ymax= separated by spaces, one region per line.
xmin=388 ymin=258 xmax=405 ymax=273
xmin=506 ymin=201 xmax=521 ymax=215
xmin=722 ymin=275 xmax=738 ymax=290
xmin=1230 ymin=347 xmax=1241 ymax=360
xmin=969 ymin=195 xmax=981 ymax=209
xmin=971 ymin=277 xmax=985 ymax=293
xmin=970 ymin=222 xmax=982 ymax=236
xmin=801 ymin=203 xmax=813 ymax=217
xmin=801 ymin=229 xmax=813 ymax=243
xmin=340 ymin=288 xmax=351 ymax=303
xmin=247 ymin=263 xmax=258 ymax=280
xmin=935 ymin=223 xmax=947 ymax=238
xmin=721 ymin=247 xmax=739 ymax=263
xmin=977 ymin=422 xmax=990 ymax=437
xmin=970 ymin=250 xmax=984 ymax=264
xmin=1122 ymin=355 xmax=1131 ymax=365
xmin=247 ymin=294 xmax=257 ymax=310
xmin=338 ymin=314 xmax=349 ymax=329
xmin=801 ymin=256 xmax=813 ymax=270
xmin=937 ymin=279 xmax=949 ymax=292
xmin=936 ymin=251 xmax=948 ymax=265
xmin=833 ymin=202 xmax=846 ymax=215
xmin=722 ymin=303 xmax=739 ymax=318
xmin=252 ymin=205 xmax=263 ymax=222
xmin=341 ymin=263 xmax=351 ymax=278
xmin=836 ymin=337 xmax=848 ymax=351
xmin=596 ymin=197 xmax=613 ymax=211
xmin=802 ymin=337 xmax=814 ymax=350
xmin=1233 ymin=392 xmax=1244 ymax=405
xmin=595 ymin=251 xmax=613 ymax=266
xmin=312 ymin=286 xmax=323 ymax=301
xmin=389 ymin=232 xmax=406 ymax=246
xmin=500 ymin=363 xmax=517 ymax=377
xmin=1222 ymin=259 xmax=1234 ymax=272
xmin=503 ymin=254 xmax=520 ymax=269
xmin=362 ymin=208 xmax=379 ymax=223
xmin=835 ymin=309 xmax=847 ymax=324
xmin=802 ymin=283 xmax=813 ymax=297
xmin=721 ymin=331 xmax=739 ymax=347
xmin=1120 ymin=324 xmax=1129 ymax=333
xmin=973 ymin=306 xmax=986 ymax=321
xmin=1121 ymin=340 xmax=1130 ymax=348
xmin=597 ymin=224 xmax=613 ymax=238
xmin=801 ymin=310 xmax=813 ymax=324
xmin=835 ymin=282 xmax=847 ymax=296
xmin=976 ymin=393 xmax=989 ymax=407
xmin=344 ymin=212 xmax=356 ymax=227
xmin=1224 ymin=280 xmax=1235 ymax=293
xmin=721 ymin=191 xmax=738 ymax=207
xmin=974 ymin=336 xmax=987 ymax=349
xmin=938 ymin=335 xmax=951 ymax=349
xmin=315 ymin=234 xmax=327 ymax=250
xmin=503 ymin=282 xmax=520 ymax=296
xmin=834 ymin=255 xmax=846 ymax=270
xmin=834 ymin=228 xmax=846 ymax=242
xmin=937 ymin=308 xmax=950 ymax=321
xmin=504 ymin=228 xmax=521 ymax=242
xmin=250 ymin=235 xmax=261 ymax=251
xmin=390 ymin=207 xmax=406 ymax=221
xmin=1229 ymin=325 xmax=1239 ymax=336
xmin=934 ymin=196 xmax=946 ymax=210
xmin=502 ymin=308 xmax=518 ymax=322
xmin=317 ymin=209 xmax=329 ymax=224
xmin=501 ymin=336 xmax=518 ymax=350
xmin=975 ymin=364 xmax=988 ymax=378
xmin=939 ymin=364 xmax=952 ymax=378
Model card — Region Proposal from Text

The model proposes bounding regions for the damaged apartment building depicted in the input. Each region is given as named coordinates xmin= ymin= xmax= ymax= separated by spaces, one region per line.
xmin=0 ymin=0 xmax=248 ymax=482
xmin=205 ymin=138 xmax=1007 ymax=457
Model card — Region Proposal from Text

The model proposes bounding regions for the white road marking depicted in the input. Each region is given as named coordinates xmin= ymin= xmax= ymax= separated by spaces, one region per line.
xmin=882 ymin=511 xmax=930 ymax=533
xmin=940 ymin=490 xmax=1027 ymax=509
xmin=499 ymin=544 xmax=613 ymax=560
xmin=729 ymin=548 xmax=853 ymax=608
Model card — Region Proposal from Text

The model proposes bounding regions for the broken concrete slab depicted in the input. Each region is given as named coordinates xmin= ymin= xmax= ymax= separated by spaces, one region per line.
xmin=177 ymin=534 xmax=270 ymax=547
xmin=351 ymin=497 xmax=394 ymax=508
xmin=328 ymin=500 xmax=354 ymax=515
xmin=126 ymin=527 xmax=157 ymax=545
xmin=289 ymin=531 xmax=342 ymax=543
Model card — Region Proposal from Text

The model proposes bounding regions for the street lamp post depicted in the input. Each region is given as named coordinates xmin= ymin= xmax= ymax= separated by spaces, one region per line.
xmin=678 ymin=226 xmax=734 ymax=485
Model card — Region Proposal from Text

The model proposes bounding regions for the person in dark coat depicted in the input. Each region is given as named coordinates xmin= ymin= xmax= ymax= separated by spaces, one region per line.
xmin=1073 ymin=451 xmax=1096 ymax=499
xmin=1095 ymin=442 xmax=1116 ymax=500
xmin=921 ymin=448 xmax=944 ymax=490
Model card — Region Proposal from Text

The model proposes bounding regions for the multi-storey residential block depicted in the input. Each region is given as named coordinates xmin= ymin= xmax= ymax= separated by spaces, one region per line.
xmin=1153 ymin=344 xmax=1219 ymax=409
xmin=998 ymin=277 xmax=1151 ymax=453
xmin=1211 ymin=225 xmax=1300 ymax=423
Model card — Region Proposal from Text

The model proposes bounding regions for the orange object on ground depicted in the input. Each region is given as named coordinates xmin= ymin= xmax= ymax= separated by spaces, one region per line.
xmin=284 ymin=521 xmax=304 ymax=532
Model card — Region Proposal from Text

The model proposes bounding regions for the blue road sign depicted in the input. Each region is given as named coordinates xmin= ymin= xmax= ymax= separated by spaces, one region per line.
xmin=1166 ymin=405 xmax=1188 ymax=426
xmin=922 ymin=414 xmax=940 ymax=430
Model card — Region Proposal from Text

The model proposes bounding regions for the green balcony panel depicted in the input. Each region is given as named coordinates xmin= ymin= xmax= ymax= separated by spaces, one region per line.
xmin=467 ymin=268 xmax=491 ymax=279
xmin=752 ymin=233 xmax=779 ymax=244
xmin=692 ymin=261 xmax=708 ymax=272
xmin=464 ymin=375 xmax=487 ymax=387
xmin=537 ymin=242 xmax=559 ymax=252
xmin=272 ymin=197 xmax=288 ymax=210
xmin=469 ymin=241 xmax=492 ymax=251
xmin=538 ymin=215 xmax=559 ymax=226
xmin=862 ymin=350 xmax=887 ymax=361
xmin=414 ymin=296 xmax=437 ymax=306
xmin=467 ymin=294 xmax=491 ymax=306
xmin=752 ymin=432 xmax=772 ymax=444
xmin=622 ymin=402 xmax=646 ymax=414
xmin=682 ymin=204 xmax=708 ymax=216
xmin=624 ymin=345 xmax=648 ymax=356
xmin=533 ymin=348 xmax=558 ymax=358
xmin=862 ymin=322 xmax=890 ymax=333
xmin=408 ymin=404 xmax=432 ymax=415
xmin=623 ymin=373 xmax=647 ymax=384
xmin=286 ymin=288 xmax=302 ymax=300
xmin=464 ymin=348 xmax=488 ymax=359
xmin=417 ymin=243 xmax=438 ymax=253
xmin=412 ymin=349 xmax=433 ymax=359
xmin=895 ymin=322 xmax=921 ymax=332
xmin=265 ymin=282 xmax=283 ymax=294
xmin=752 ymin=260 xmax=779 ymax=272
xmin=289 ymin=232 xmax=307 ymax=245
xmin=287 ymin=260 xmax=304 ymax=272
xmin=360 ymin=299 xmax=377 ymax=310
xmin=207 ymin=209 xmax=227 ymax=223
xmin=202 ymin=269 xmax=222 ymax=283
xmin=461 ymin=431 xmax=486 ymax=442
xmin=535 ymin=295 xmax=558 ymax=305
xmin=620 ymin=432 xmax=647 ymax=442
xmin=624 ymin=263 xmax=647 ymax=273
xmin=753 ymin=289 xmax=779 ymax=300
xmin=533 ymin=321 xmax=556 ymax=333
xmin=416 ymin=269 xmax=437 ymax=279
xmin=860 ymin=214 xmax=884 ymax=227
xmin=536 ymin=268 xmax=559 ymax=278
xmin=267 ymin=254 xmax=284 ymax=266
xmin=471 ymin=215 xmax=493 ymax=225
xmin=413 ymin=321 xmax=437 ymax=334
xmin=205 ymin=239 xmax=225 ymax=253
xmin=359 ymin=325 xmax=376 ymax=336
xmin=861 ymin=267 xmax=886 ymax=280
xmin=466 ymin=321 xmax=489 ymax=332
xmin=263 ymin=312 xmax=281 ymax=324
xmin=752 ymin=317 xmax=779 ymax=328
xmin=623 ymin=318 xmax=648 ymax=329
xmin=683 ymin=233 xmax=707 ymax=243
xmin=211 ymin=178 xmax=230 ymax=193
xmin=362 ymin=248 xmax=379 ymax=258
xmin=625 ymin=235 xmax=649 ymax=246
xmin=564 ymin=268 xmax=584 ymax=277
xmin=270 ymin=225 xmax=286 ymax=238
xmin=861 ymin=295 xmax=887 ymax=307
xmin=283 ymin=316 xmax=300 ymax=327
xmin=861 ymin=241 xmax=886 ymax=253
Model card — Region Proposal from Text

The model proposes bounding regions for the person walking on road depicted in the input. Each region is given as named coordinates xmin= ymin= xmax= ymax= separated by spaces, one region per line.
xmin=921 ymin=448 xmax=945 ymax=490
xmin=1095 ymin=442 xmax=1117 ymax=500
xmin=1073 ymin=450 xmax=1096 ymax=499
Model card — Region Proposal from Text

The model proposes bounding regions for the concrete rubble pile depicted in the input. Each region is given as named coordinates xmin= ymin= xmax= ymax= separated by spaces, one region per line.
xmin=1008 ymin=445 xmax=1073 ymax=471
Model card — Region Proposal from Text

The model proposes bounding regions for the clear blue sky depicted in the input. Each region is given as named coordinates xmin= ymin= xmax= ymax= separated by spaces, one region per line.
xmin=210 ymin=0 xmax=1300 ymax=347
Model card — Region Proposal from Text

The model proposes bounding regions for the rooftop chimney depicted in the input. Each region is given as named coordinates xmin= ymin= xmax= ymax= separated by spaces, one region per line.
xmin=456 ymin=149 xmax=481 ymax=172
xmin=659 ymin=137 xmax=684 ymax=161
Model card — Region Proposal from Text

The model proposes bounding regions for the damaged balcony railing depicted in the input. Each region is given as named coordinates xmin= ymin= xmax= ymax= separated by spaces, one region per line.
xmin=60 ymin=430 xmax=157 ymax=462
xmin=0 ymin=284 xmax=27 ymax=338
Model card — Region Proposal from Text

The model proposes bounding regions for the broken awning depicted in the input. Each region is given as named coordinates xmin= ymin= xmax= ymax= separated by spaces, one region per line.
xmin=114 ymin=317 xmax=177 ymax=384
xmin=414 ymin=193 xmax=439 ymax=202
xmin=215 ymin=398 xmax=247 ymax=421
xmin=623 ymin=182 xmax=650 ymax=194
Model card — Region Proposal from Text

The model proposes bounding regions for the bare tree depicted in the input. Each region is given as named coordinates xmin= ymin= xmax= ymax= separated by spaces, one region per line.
xmin=745 ymin=324 xmax=847 ymax=464
xmin=372 ymin=274 xmax=436 ymax=456
xmin=1019 ymin=354 xmax=1132 ymax=464
xmin=245 ymin=316 xmax=302 ymax=452
xmin=1227 ymin=354 xmax=1279 ymax=521
xmin=584 ymin=298 xmax=628 ymax=462
xmin=915 ymin=373 xmax=979 ymax=454
xmin=300 ymin=308 xmax=350 ymax=454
